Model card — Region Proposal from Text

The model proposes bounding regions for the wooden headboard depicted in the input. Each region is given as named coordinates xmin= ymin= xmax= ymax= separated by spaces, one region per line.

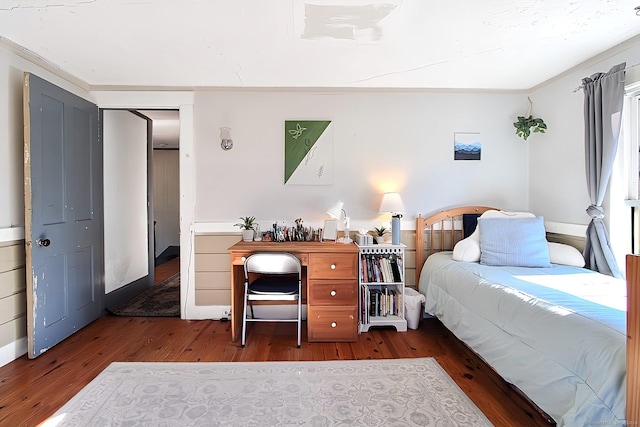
xmin=415 ymin=206 xmax=498 ymax=286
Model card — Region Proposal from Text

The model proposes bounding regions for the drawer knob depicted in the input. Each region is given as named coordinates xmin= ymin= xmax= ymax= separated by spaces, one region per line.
xmin=330 ymin=264 xmax=336 ymax=270
xmin=241 ymin=256 xmax=246 ymax=262
xmin=331 ymin=322 xmax=337 ymax=328
xmin=330 ymin=290 xmax=336 ymax=296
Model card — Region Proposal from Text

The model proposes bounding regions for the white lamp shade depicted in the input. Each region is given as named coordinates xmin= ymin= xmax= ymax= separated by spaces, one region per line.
xmin=378 ymin=192 xmax=405 ymax=215
xmin=326 ymin=200 xmax=344 ymax=219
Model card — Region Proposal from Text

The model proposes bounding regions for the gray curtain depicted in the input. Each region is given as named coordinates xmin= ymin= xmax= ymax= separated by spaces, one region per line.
xmin=582 ymin=62 xmax=625 ymax=278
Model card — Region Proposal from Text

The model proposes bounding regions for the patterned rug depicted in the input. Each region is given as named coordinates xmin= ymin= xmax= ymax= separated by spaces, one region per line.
xmin=47 ymin=358 xmax=493 ymax=426
xmin=107 ymin=273 xmax=179 ymax=317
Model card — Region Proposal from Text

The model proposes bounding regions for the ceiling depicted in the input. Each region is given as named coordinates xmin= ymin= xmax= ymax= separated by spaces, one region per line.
xmin=1 ymin=1 xmax=640 ymax=92
xmin=137 ymin=110 xmax=180 ymax=149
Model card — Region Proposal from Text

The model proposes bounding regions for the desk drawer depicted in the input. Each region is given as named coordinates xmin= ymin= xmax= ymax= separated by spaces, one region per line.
xmin=230 ymin=253 xmax=250 ymax=266
xmin=308 ymin=253 xmax=357 ymax=279
xmin=307 ymin=306 xmax=357 ymax=342
xmin=230 ymin=252 xmax=308 ymax=266
xmin=308 ymin=280 xmax=357 ymax=305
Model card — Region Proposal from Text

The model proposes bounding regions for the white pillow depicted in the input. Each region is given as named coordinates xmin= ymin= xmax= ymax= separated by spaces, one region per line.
xmin=452 ymin=210 xmax=535 ymax=262
xmin=451 ymin=237 xmax=481 ymax=262
xmin=548 ymin=242 xmax=585 ymax=267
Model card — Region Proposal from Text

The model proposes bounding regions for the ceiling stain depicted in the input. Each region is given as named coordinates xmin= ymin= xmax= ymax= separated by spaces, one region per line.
xmin=302 ymin=3 xmax=397 ymax=42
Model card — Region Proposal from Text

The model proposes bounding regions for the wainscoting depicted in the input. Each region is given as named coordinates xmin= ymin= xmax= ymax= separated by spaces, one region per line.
xmin=193 ymin=230 xmax=417 ymax=310
xmin=0 ymin=240 xmax=26 ymax=366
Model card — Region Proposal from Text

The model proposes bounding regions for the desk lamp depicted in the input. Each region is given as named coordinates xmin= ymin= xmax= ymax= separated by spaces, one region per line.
xmin=378 ymin=192 xmax=405 ymax=245
xmin=326 ymin=200 xmax=352 ymax=244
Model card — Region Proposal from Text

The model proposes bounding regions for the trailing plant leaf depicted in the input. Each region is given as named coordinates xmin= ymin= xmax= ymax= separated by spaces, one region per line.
xmin=513 ymin=115 xmax=547 ymax=140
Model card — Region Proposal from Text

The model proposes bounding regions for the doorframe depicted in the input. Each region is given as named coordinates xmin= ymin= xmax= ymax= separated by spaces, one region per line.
xmin=102 ymin=109 xmax=155 ymax=309
xmin=91 ymin=91 xmax=195 ymax=320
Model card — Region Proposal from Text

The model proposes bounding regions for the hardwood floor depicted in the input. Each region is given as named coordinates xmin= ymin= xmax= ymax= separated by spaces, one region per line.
xmin=0 ymin=258 xmax=554 ymax=427
xmin=154 ymin=256 xmax=180 ymax=284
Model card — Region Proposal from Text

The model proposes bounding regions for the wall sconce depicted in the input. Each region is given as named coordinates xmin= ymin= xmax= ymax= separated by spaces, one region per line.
xmin=378 ymin=192 xmax=405 ymax=245
xmin=220 ymin=127 xmax=233 ymax=151
xmin=326 ymin=200 xmax=352 ymax=244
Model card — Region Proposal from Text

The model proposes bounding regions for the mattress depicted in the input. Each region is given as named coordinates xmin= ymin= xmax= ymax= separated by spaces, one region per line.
xmin=418 ymin=252 xmax=627 ymax=426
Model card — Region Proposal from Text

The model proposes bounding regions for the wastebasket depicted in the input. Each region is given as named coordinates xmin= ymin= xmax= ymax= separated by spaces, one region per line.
xmin=404 ymin=287 xmax=426 ymax=330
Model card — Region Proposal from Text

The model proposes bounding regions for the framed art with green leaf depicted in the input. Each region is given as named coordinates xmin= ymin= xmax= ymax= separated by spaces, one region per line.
xmin=284 ymin=120 xmax=333 ymax=185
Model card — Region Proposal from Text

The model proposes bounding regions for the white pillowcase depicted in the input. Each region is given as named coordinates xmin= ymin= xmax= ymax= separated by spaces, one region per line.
xmin=451 ymin=237 xmax=481 ymax=262
xmin=451 ymin=210 xmax=586 ymax=267
xmin=547 ymin=242 xmax=585 ymax=267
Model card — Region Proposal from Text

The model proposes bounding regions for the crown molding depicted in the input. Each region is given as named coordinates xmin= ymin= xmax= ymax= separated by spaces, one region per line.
xmin=0 ymin=36 xmax=90 ymax=91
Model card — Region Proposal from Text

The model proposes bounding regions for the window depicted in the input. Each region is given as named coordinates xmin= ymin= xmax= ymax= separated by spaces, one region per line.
xmin=610 ymin=85 xmax=640 ymax=265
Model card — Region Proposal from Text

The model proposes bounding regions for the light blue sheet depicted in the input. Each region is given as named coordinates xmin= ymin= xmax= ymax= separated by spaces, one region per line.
xmin=455 ymin=258 xmax=625 ymax=332
xmin=419 ymin=252 xmax=627 ymax=427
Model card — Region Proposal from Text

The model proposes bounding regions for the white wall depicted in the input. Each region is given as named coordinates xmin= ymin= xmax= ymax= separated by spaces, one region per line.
xmin=194 ymin=90 xmax=531 ymax=231
xmin=529 ymin=38 xmax=640 ymax=226
xmin=529 ymin=37 xmax=640 ymax=270
xmin=103 ymin=110 xmax=149 ymax=293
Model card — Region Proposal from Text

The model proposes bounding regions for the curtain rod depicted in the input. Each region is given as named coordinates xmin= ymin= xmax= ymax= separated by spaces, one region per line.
xmin=572 ymin=62 xmax=639 ymax=93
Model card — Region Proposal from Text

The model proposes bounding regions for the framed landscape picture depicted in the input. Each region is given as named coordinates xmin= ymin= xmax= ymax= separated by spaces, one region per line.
xmin=454 ymin=132 xmax=481 ymax=161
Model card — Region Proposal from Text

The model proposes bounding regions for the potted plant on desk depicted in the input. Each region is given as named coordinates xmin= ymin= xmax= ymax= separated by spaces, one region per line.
xmin=235 ymin=216 xmax=256 ymax=241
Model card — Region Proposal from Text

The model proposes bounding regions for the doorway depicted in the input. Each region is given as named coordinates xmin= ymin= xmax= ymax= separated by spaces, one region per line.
xmin=103 ymin=109 xmax=181 ymax=316
xmin=92 ymin=92 xmax=194 ymax=320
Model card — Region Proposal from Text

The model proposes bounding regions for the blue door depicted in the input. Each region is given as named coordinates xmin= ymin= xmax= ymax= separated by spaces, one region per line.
xmin=24 ymin=73 xmax=104 ymax=358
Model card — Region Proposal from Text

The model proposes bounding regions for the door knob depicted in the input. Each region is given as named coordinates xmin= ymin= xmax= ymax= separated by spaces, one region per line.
xmin=36 ymin=238 xmax=51 ymax=247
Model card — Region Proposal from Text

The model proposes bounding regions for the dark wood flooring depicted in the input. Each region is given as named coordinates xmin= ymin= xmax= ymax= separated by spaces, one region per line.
xmin=0 ymin=257 xmax=554 ymax=427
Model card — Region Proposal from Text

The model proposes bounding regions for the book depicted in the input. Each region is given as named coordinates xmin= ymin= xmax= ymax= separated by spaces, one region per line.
xmin=361 ymin=254 xmax=368 ymax=282
xmin=390 ymin=254 xmax=401 ymax=282
xmin=369 ymin=289 xmax=377 ymax=316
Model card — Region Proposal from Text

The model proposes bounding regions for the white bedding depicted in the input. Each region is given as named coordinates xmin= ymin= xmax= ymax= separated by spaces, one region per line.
xmin=418 ymin=252 xmax=627 ymax=427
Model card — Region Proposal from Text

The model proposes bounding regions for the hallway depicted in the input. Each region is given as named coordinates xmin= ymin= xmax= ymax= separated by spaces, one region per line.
xmin=154 ymin=257 xmax=179 ymax=284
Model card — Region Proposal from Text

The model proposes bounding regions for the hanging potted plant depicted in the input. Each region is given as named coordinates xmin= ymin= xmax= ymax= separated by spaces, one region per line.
xmin=234 ymin=216 xmax=256 ymax=242
xmin=513 ymin=97 xmax=547 ymax=141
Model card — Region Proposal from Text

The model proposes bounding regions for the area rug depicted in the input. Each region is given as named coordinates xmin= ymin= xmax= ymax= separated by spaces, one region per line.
xmin=107 ymin=273 xmax=179 ymax=317
xmin=47 ymin=358 xmax=493 ymax=426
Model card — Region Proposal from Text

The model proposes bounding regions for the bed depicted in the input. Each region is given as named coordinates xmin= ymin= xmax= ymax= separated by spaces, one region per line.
xmin=415 ymin=206 xmax=633 ymax=426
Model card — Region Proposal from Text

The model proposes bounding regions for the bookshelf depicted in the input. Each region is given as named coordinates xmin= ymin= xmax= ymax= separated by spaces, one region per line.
xmin=357 ymin=243 xmax=407 ymax=333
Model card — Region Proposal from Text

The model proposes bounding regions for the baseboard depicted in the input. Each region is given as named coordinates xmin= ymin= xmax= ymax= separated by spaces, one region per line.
xmin=155 ymin=245 xmax=180 ymax=266
xmin=105 ymin=276 xmax=154 ymax=311
xmin=0 ymin=336 xmax=27 ymax=368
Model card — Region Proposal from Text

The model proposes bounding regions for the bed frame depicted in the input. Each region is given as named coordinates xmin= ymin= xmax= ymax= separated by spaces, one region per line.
xmin=414 ymin=206 xmax=497 ymax=286
xmin=416 ymin=206 xmax=639 ymax=425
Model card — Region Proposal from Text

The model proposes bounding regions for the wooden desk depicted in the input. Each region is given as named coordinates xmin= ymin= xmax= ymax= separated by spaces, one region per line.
xmin=228 ymin=241 xmax=359 ymax=343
